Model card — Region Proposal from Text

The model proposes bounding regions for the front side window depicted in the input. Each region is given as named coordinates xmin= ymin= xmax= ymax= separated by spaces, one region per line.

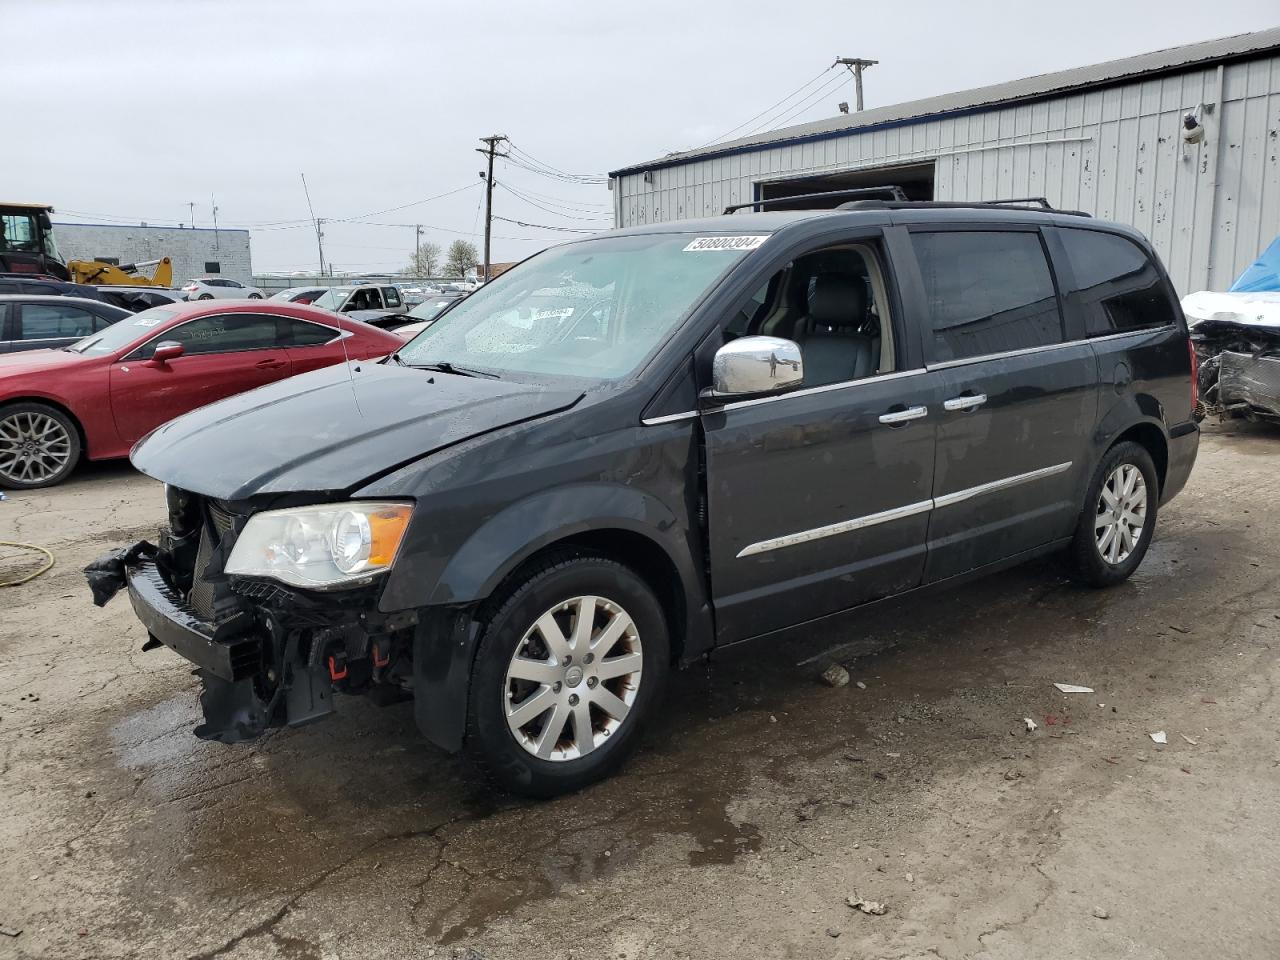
xmin=399 ymin=232 xmax=762 ymax=381
xmin=133 ymin=314 xmax=279 ymax=358
xmin=911 ymin=231 xmax=1063 ymax=363
xmin=20 ymin=303 xmax=98 ymax=340
xmin=1059 ymin=229 xmax=1174 ymax=335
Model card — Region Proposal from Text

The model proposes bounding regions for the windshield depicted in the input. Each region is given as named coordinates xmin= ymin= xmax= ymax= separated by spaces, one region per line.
xmin=68 ymin=306 xmax=176 ymax=355
xmin=311 ymin=287 xmax=353 ymax=311
xmin=397 ymin=232 xmax=761 ymax=380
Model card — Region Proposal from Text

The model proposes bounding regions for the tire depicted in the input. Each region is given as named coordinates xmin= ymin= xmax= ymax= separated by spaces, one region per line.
xmin=0 ymin=402 xmax=82 ymax=489
xmin=465 ymin=552 xmax=670 ymax=797
xmin=248 ymin=293 xmax=263 ymax=300
xmin=1067 ymin=441 xmax=1159 ymax=587
xmin=197 ymin=294 xmax=214 ymax=301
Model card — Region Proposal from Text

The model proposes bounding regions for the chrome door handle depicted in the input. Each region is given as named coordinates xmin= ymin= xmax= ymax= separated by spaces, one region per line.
xmin=943 ymin=393 xmax=987 ymax=411
xmin=878 ymin=405 xmax=929 ymax=425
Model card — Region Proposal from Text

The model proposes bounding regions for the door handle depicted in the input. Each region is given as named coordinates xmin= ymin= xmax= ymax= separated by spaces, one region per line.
xmin=878 ymin=405 xmax=929 ymax=425
xmin=943 ymin=393 xmax=987 ymax=412
xmin=255 ymin=358 xmax=287 ymax=369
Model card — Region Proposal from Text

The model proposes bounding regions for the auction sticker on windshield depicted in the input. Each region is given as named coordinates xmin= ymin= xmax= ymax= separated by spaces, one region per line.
xmin=683 ymin=235 xmax=769 ymax=252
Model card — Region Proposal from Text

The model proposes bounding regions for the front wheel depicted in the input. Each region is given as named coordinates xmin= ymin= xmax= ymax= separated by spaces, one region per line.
xmin=248 ymin=293 xmax=263 ymax=299
xmin=0 ymin=402 xmax=82 ymax=489
xmin=465 ymin=554 xmax=669 ymax=797
xmin=1067 ymin=441 xmax=1159 ymax=587
xmin=197 ymin=294 xmax=214 ymax=301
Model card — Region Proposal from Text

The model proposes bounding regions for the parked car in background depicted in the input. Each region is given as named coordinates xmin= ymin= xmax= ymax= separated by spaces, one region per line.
xmin=392 ymin=320 xmax=430 ymax=339
xmin=182 ymin=277 xmax=264 ymax=300
xmin=0 ymin=300 xmax=402 ymax=488
xmin=401 ymin=294 xmax=461 ymax=325
xmin=97 ymin=199 xmax=1198 ymax=796
xmin=269 ymin=286 xmax=329 ymax=305
xmin=0 ymin=295 xmax=131 ymax=352
xmin=94 ymin=286 xmax=188 ymax=313
xmin=311 ymin=284 xmax=407 ymax=316
xmin=0 ymin=276 xmax=104 ymax=300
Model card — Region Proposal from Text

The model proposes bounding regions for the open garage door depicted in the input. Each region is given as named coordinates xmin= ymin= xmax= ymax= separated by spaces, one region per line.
xmin=756 ymin=161 xmax=935 ymax=211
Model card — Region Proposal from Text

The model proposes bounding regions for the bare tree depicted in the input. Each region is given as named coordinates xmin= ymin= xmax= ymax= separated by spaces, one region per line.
xmin=404 ymin=241 xmax=441 ymax=277
xmin=445 ymin=239 xmax=479 ymax=279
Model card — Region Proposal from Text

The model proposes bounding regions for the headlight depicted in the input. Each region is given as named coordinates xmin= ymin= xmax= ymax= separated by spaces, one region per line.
xmin=225 ymin=501 xmax=412 ymax=589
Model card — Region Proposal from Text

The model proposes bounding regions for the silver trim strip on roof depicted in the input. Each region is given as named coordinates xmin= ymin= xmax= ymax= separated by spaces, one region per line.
xmin=735 ymin=460 xmax=1073 ymax=558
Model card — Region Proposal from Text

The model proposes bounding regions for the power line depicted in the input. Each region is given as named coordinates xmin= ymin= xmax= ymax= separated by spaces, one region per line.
xmin=506 ymin=143 xmax=608 ymax=183
xmin=498 ymin=183 xmax=610 ymax=208
xmin=492 ymin=216 xmax=602 ymax=234
xmin=698 ymin=65 xmax=835 ymax=147
xmin=765 ymin=71 xmax=850 ymax=129
xmin=497 ymin=183 xmax=612 ymax=222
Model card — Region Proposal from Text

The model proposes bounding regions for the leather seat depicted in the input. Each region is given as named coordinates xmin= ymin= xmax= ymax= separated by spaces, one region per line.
xmin=791 ymin=273 xmax=878 ymax=386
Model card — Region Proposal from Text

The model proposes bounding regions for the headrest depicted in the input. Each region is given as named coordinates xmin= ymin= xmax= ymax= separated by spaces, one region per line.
xmin=808 ymin=273 xmax=867 ymax=327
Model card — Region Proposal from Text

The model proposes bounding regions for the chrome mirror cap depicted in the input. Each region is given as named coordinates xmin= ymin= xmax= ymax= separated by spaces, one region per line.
xmin=709 ymin=336 xmax=804 ymax=399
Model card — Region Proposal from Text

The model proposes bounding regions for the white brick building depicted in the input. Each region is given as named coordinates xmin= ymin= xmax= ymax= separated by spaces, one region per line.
xmin=52 ymin=222 xmax=253 ymax=284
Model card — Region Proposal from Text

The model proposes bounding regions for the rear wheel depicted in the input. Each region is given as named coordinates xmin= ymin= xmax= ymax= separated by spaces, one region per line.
xmin=0 ymin=402 xmax=81 ymax=489
xmin=248 ymin=293 xmax=263 ymax=300
xmin=465 ymin=553 xmax=669 ymax=797
xmin=197 ymin=294 xmax=214 ymax=300
xmin=1067 ymin=441 xmax=1158 ymax=587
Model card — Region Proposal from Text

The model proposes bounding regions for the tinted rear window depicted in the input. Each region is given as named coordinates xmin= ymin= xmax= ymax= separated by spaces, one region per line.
xmin=1059 ymin=229 xmax=1174 ymax=336
xmin=911 ymin=230 xmax=1063 ymax=363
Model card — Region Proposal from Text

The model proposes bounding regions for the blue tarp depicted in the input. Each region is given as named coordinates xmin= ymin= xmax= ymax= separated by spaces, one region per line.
xmin=1230 ymin=236 xmax=1280 ymax=292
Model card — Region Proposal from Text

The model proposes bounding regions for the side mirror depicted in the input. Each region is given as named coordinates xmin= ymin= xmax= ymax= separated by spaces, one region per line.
xmin=148 ymin=341 xmax=184 ymax=365
xmin=703 ymin=335 xmax=804 ymax=404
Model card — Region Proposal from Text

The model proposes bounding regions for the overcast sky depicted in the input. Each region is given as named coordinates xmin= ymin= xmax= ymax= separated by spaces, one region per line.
xmin=7 ymin=0 xmax=1276 ymax=274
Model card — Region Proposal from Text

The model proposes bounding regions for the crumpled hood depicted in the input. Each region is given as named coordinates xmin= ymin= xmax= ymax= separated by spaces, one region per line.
xmin=131 ymin=361 xmax=582 ymax=500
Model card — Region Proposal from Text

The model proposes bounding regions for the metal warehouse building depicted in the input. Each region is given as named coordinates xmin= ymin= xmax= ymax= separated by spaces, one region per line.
xmin=610 ymin=29 xmax=1280 ymax=294
xmin=52 ymin=222 xmax=254 ymax=285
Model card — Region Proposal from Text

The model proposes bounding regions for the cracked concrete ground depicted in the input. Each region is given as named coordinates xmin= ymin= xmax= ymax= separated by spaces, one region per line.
xmin=1 ymin=421 xmax=1278 ymax=960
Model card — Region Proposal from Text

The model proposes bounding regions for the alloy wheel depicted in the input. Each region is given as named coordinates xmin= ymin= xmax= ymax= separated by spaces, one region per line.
xmin=503 ymin=595 xmax=644 ymax=761
xmin=1095 ymin=463 xmax=1147 ymax=564
xmin=0 ymin=411 xmax=73 ymax=486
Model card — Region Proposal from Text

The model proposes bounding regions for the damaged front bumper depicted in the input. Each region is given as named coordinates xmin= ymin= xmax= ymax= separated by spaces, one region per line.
xmin=90 ymin=497 xmax=419 ymax=745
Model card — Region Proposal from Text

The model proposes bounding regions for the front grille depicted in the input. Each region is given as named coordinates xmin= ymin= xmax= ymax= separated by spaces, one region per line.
xmin=188 ymin=524 xmax=219 ymax=619
xmin=187 ymin=498 xmax=243 ymax=623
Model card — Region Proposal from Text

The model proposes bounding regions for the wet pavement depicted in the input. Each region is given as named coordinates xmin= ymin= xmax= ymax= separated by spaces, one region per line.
xmin=2 ymin=424 xmax=1279 ymax=959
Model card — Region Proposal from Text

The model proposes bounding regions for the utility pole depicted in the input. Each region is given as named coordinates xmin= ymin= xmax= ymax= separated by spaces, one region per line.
xmin=188 ymin=202 xmax=196 ymax=229
xmin=415 ymin=223 xmax=424 ymax=275
xmin=476 ymin=134 xmax=508 ymax=282
xmin=833 ymin=57 xmax=878 ymax=112
xmin=300 ymin=173 xmax=325 ymax=276
xmin=210 ymin=193 xmax=220 ymax=250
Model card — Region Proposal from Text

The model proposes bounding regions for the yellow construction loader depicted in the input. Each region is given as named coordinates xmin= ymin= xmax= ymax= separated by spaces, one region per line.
xmin=0 ymin=202 xmax=172 ymax=286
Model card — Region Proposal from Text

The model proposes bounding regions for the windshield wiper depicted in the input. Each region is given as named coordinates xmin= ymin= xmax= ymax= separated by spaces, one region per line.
xmin=409 ymin=360 xmax=500 ymax=379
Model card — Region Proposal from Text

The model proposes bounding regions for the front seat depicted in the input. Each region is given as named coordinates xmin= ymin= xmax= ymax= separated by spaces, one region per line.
xmin=791 ymin=273 xmax=879 ymax=386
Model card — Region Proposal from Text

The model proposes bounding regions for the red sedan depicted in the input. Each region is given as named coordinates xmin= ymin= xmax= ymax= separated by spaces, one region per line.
xmin=0 ymin=300 xmax=403 ymax=488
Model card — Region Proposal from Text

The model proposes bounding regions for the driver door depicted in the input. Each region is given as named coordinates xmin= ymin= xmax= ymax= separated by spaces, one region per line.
xmin=109 ymin=313 xmax=293 ymax=443
xmin=703 ymin=230 xmax=939 ymax=643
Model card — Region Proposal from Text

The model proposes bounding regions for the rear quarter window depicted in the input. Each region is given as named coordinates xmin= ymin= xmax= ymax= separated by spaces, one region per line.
xmin=1059 ymin=229 xmax=1175 ymax=336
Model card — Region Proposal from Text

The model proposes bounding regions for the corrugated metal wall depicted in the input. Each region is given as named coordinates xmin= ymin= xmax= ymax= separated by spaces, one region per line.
xmin=614 ymin=54 xmax=1280 ymax=294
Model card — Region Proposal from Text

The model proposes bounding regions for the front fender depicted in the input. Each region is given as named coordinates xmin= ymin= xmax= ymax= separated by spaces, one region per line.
xmin=428 ymin=482 xmax=694 ymax=604
xmin=407 ymin=483 xmax=714 ymax=754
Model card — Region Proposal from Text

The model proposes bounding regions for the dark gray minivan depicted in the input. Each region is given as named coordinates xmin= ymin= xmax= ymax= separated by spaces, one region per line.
xmin=95 ymin=197 xmax=1199 ymax=796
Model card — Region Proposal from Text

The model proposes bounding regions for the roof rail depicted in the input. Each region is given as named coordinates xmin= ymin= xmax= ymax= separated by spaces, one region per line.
xmin=838 ymin=198 xmax=1091 ymax=217
xmin=723 ymin=185 xmax=908 ymax=215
